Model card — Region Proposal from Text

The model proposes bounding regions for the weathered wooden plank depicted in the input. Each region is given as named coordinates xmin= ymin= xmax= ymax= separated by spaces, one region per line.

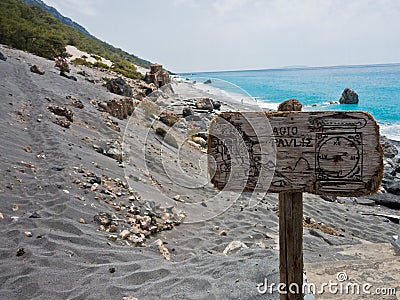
xmin=278 ymin=99 xmax=303 ymax=300
xmin=208 ymin=111 xmax=383 ymax=196
xmin=279 ymin=191 xmax=303 ymax=299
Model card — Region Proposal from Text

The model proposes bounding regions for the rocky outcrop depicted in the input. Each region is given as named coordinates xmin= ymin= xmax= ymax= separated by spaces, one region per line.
xmin=195 ymin=98 xmax=214 ymax=111
xmin=48 ymin=105 xmax=73 ymax=122
xmin=53 ymin=116 xmax=71 ymax=128
xmin=60 ymin=71 xmax=77 ymax=81
xmin=204 ymin=79 xmax=212 ymax=84
xmin=98 ymin=98 xmax=135 ymax=120
xmin=0 ymin=51 xmax=6 ymax=61
xmin=145 ymin=64 xmax=170 ymax=88
xmin=339 ymin=88 xmax=359 ymax=104
xmin=379 ymin=136 xmax=400 ymax=198
xmin=211 ymin=99 xmax=222 ymax=110
xmin=30 ymin=65 xmax=45 ymax=75
xmin=278 ymin=98 xmax=302 ymax=111
xmin=182 ymin=107 xmax=193 ymax=118
xmin=381 ymin=136 xmax=398 ymax=158
xmin=106 ymin=77 xmax=133 ymax=97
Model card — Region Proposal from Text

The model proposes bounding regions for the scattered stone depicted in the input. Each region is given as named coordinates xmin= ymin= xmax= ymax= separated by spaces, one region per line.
xmin=48 ymin=105 xmax=73 ymax=122
xmin=30 ymin=65 xmax=45 ymax=75
xmin=173 ymin=195 xmax=184 ymax=203
xmin=106 ymin=77 xmax=133 ymax=97
xmin=256 ymin=241 xmax=268 ymax=249
xmin=182 ymin=107 xmax=193 ymax=117
xmin=104 ymin=116 xmax=120 ymax=132
xmin=122 ymin=296 xmax=139 ymax=300
xmin=0 ymin=51 xmax=6 ymax=61
xmin=320 ymin=195 xmax=337 ymax=202
xmin=109 ymin=267 xmax=116 ymax=273
xmin=223 ymin=241 xmax=248 ymax=255
xmin=192 ymin=136 xmax=207 ymax=148
xmin=339 ymin=88 xmax=359 ymax=104
xmin=94 ymin=212 xmax=113 ymax=226
xmin=24 ymin=146 xmax=32 ymax=153
xmin=153 ymin=239 xmax=170 ymax=260
xmin=29 ymin=212 xmax=41 ymax=218
xmin=106 ymin=145 xmax=123 ymax=162
xmin=24 ymin=231 xmax=33 ymax=237
xmin=369 ymin=193 xmax=400 ymax=210
xmin=66 ymin=96 xmax=84 ymax=109
xmin=219 ymin=230 xmax=227 ymax=236
xmin=120 ymin=229 xmax=130 ymax=240
xmin=355 ymin=198 xmax=375 ymax=206
xmin=196 ymin=98 xmax=214 ymax=111
xmin=0 ymin=212 xmax=3 ymax=219
xmin=303 ymin=218 xmax=339 ymax=236
xmin=381 ymin=136 xmax=398 ymax=158
xmin=12 ymin=204 xmax=19 ymax=211
xmin=16 ymin=248 xmax=25 ymax=256
xmin=60 ymin=71 xmax=77 ymax=81
xmin=387 ymin=182 xmax=400 ymax=196
xmin=53 ymin=116 xmax=71 ymax=128
xmin=304 ymin=216 xmax=315 ymax=225
xmin=204 ymin=79 xmax=212 ymax=84
xmin=79 ymin=218 xmax=86 ymax=224
xmin=211 ymin=99 xmax=222 ymax=110
xmin=108 ymin=235 xmax=118 ymax=242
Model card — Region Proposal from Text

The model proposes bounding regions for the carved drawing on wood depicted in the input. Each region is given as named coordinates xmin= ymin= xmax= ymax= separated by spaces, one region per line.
xmin=208 ymin=111 xmax=383 ymax=196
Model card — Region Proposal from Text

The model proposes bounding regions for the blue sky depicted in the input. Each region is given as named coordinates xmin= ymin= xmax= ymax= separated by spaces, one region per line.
xmin=44 ymin=0 xmax=400 ymax=72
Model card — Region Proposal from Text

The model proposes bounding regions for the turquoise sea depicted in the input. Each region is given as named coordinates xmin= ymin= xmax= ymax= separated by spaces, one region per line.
xmin=182 ymin=63 xmax=400 ymax=141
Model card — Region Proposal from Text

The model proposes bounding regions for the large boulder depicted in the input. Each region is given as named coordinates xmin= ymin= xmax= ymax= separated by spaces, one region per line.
xmin=30 ymin=65 xmax=45 ymax=75
xmin=106 ymin=77 xmax=133 ymax=97
xmin=0 ymin=51 xmax=7 ymax=61
xmin=381 ymin=136 xmax=399 ymax=158
xmin=278 ymin=98 xmax=302 ymax=111
xmin=98 ymin=98 xmax=135 ymax=119
xmin=196 ymin=98 xmax=214 ymax=111
xmin=182 ymin=107 xmax=193 ymax=118
xmin=386 ymin=182 xmax=400 ymax=196
xmin=339 ymin=88 xmax=359 ymax=104
xmin=211 ymin=99 xmax=222 ymax=110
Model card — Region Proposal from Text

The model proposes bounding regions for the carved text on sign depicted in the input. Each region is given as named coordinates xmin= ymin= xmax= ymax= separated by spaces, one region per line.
xmin=208 ymin=111 xmax=383 ymax=196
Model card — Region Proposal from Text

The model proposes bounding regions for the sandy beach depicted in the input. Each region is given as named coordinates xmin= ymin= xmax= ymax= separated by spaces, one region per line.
xmin=0 ymin=45 xmax=399 ymax=300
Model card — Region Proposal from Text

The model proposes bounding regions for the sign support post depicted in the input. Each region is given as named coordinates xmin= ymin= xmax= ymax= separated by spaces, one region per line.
xmin=278 ymin=99 xmax=304 ymax=300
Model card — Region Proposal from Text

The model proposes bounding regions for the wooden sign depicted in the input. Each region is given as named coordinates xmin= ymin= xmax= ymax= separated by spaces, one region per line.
xmin=208 ymin=111 xmax=383 ymax=197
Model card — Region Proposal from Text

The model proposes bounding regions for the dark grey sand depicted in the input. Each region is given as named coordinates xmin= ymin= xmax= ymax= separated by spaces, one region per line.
xmin=0 ymin=45 xmax=399 ymax=300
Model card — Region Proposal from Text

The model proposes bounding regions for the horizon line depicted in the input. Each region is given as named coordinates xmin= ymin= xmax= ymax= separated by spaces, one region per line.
xmin=178 ymin=62 xmax=400 ymax=75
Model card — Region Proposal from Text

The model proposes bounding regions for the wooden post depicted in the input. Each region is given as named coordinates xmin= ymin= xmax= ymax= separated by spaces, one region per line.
xmin=278 ymin=99 xmax=303 ymax=300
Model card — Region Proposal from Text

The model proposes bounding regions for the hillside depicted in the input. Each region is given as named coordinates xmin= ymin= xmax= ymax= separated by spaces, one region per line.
xmin=0 ymin=0 xmax=151 ymax=79
xmin=21 ymin=0 xmax=92 ymax=37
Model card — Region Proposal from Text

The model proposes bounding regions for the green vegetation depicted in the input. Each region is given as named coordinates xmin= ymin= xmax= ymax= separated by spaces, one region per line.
xmin=155 ymin=127 xmax=167 ymax=138
xmin=0 ymin=0 xmax=150 ymax=79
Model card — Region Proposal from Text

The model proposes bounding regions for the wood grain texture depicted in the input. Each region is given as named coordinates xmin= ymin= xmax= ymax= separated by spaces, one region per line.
xmin=208 ymin=111 xmax=384 ymax=196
